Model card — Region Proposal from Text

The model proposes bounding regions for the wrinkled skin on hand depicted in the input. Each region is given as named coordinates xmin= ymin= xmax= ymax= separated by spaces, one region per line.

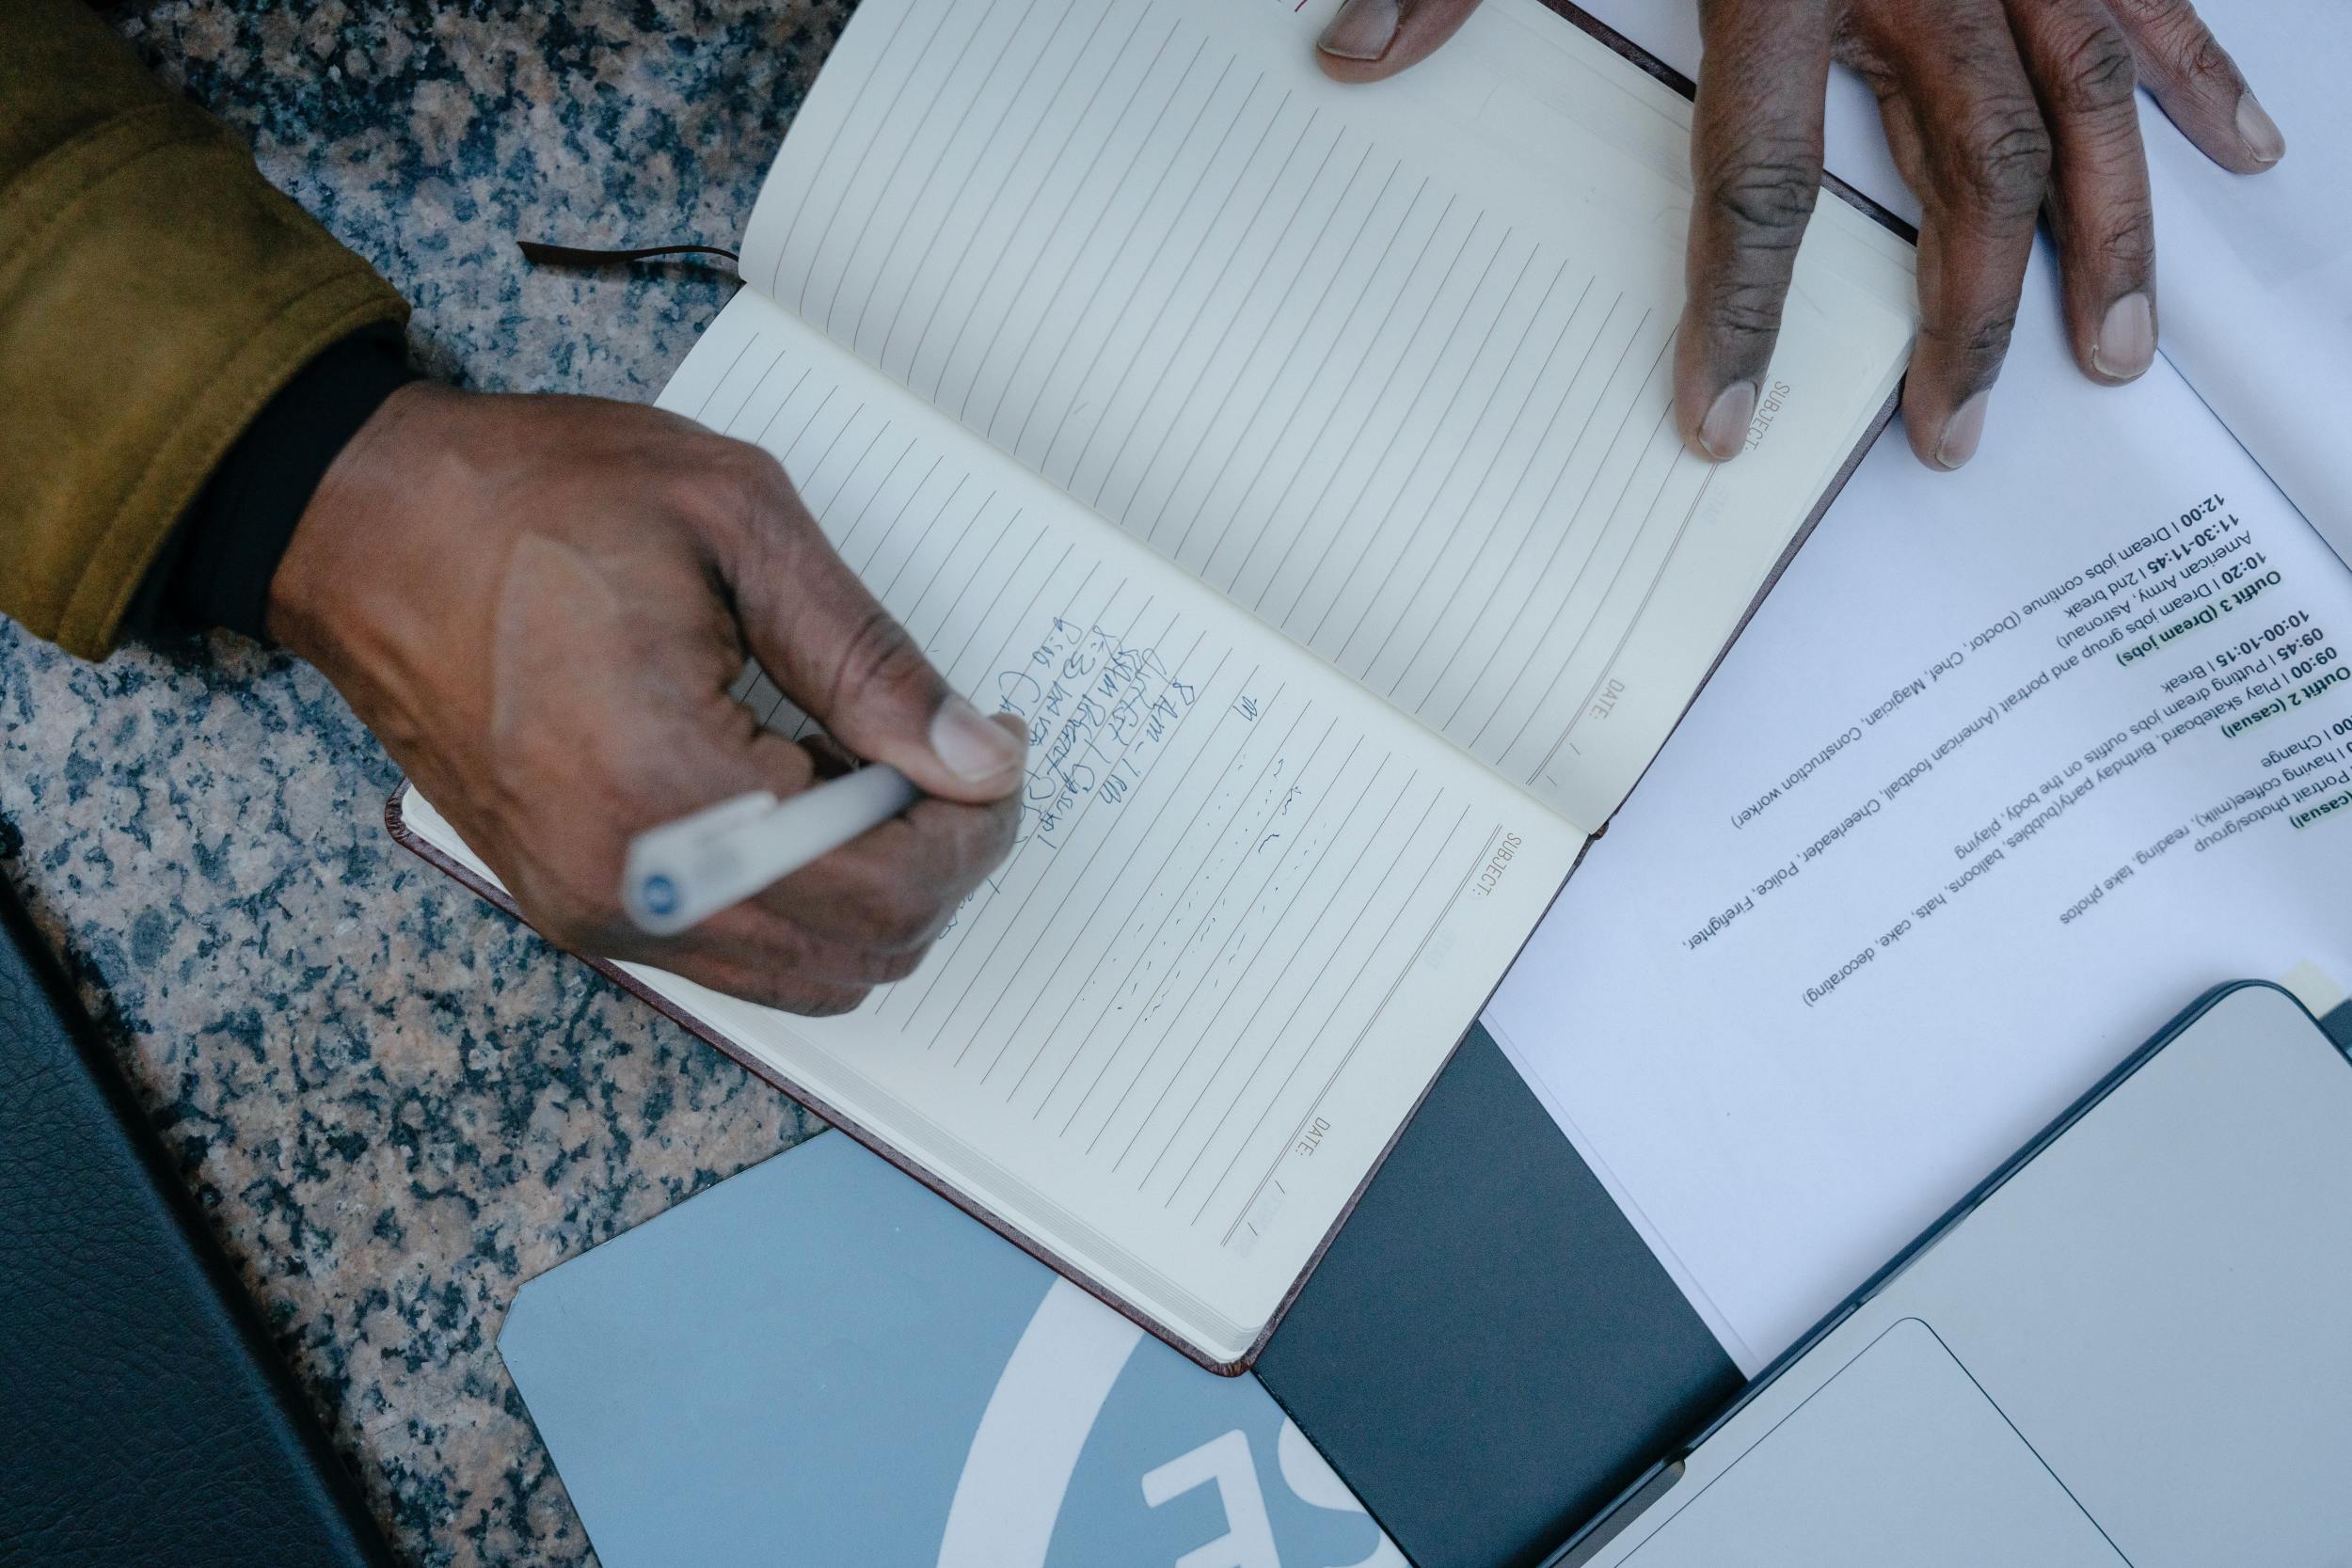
xmin=1314 ymin=0 xmax=2283 ymax=468
xmin=271 ymin=384 xmax=1030 ymax=1015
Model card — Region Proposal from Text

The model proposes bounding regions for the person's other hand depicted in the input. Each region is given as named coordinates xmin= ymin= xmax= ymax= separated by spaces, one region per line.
xmin=1314 ymin=0 xmax=2285 ymax=469
xmin=269 ymin=384 xmax=1027 ymax=1014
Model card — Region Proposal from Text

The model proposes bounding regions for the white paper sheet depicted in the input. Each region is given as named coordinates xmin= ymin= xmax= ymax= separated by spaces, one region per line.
xmin=1486 ymin=261 xmax=2352 ymax=1371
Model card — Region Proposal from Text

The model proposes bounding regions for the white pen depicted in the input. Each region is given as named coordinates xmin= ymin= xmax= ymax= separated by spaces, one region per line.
xmin=621 ymin=765 xmax=922 ymax=937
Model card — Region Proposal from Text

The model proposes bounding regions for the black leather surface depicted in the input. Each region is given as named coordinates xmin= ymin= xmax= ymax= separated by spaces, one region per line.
xmin=0 ymin=881 xmax=395 ymax=1568
xmin=1258 ymin=1025 xmax=1741 ymax=1568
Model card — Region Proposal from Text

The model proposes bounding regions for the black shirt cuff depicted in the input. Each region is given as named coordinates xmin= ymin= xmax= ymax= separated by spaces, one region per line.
xmin=135 ymin=324 xmax=419 ymax=642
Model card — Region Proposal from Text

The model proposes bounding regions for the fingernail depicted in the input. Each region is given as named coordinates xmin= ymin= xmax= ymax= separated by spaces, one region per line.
xmin=2092 ymin=293 xmax=2155 ymax=382
xmin=1935 ymin=391 xmax=1990 ymax=470
xmin=1697 ymin=382 xmax=1756 ymax=461
xmin=2236 ymin=92 xmax=2286 ymax=166
xmin=931 ymin=695 xmax=1026 ymax=784
xmin=1318 ymin=0 xmax=1400 ymax=61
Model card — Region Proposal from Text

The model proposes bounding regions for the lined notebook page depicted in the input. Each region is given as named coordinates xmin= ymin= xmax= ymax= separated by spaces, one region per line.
xmin=738 ymin=0 xmax=1915 ymax=830
xmin=402 ymin=294 xmax=1579 ymax=1363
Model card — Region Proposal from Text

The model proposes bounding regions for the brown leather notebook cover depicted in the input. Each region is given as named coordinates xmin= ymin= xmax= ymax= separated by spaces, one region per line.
xmin=386 ymin=0 xmax=1912 ymax=1378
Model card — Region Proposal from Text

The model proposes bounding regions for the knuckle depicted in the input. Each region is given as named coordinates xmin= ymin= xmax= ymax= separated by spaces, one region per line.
xmin=667 ymin=954 xmax=782 ymax=1010
xmin=785 ymin=862 xmax=931 ymax=952
xmin=2047 ymin=24 xmax=2139 ymax=119
xmin=725 ymin=958 xmax=866 ymax=1016
xmin=829 ymin=857 xmax=949 ymax=949
xmin=1701 ymin=275 xmax=1789 ymax=348
xmin=2090 ymin=208 xmax=2156 ymax=275
xmin=1702 ymin=145 xmax=1823 ymax=240
xmin=710 ymin=435 xmax=790 ymax=496
xmin=794 ymin=984 xmax=870 ymax=1019
xmin=875 ymin=884 xmax=947 ymax=949
xmin=939 ymin=793 xmax=1021 ymax=879
xmin=528 ymin=908 xmax=601 ymax=958
xmin=734 ymin=976 xmax=805 ymax=1011
xmin=978 ymin=794 xmax=1023 ymax=872
xmin=825 ymin=605 xmax=930 ymax=719
xmin=687 ymin=436 xmax=782 ymax=505
xmin=1947 ymin=99 xmax=2053 ymax=222
xmin=1955 ymin=307 xmax=2021 ymax=372
xmin=514 ymin=879 xmax=621 ymax=959
xmin=935 ymin=806 xmax=1020 ymax=908
xmin=866 ymin=942 xmax=930 ymax=985
xmin=2114 ymin=0 xmax=2233 ymax=83
xmin=683 ymin=438 xmax=799 ymax=551
xmin=2178 ymin=27 xmax=2234 ymax=89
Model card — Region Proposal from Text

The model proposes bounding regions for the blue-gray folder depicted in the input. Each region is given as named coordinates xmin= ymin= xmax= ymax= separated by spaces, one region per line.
xmin=499 ymin=1023 xmax=1740 ymax=1568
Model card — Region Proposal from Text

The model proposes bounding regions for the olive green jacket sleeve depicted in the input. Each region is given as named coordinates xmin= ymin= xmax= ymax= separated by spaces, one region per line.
xmin=0 ymin=0 xmax=408 ymax=658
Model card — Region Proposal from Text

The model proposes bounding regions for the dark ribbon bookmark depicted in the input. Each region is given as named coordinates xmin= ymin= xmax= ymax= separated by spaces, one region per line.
xmin=516 ymin=241 xmax=739 ymax=269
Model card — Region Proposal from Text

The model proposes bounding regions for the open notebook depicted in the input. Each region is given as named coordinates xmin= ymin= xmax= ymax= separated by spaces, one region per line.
xmin=391 ymin=0 xmax=1915 ymax=1371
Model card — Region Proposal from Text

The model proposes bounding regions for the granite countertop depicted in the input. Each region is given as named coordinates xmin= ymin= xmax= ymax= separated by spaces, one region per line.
xmin=0 ymin=5 xmax=864 ymax=1562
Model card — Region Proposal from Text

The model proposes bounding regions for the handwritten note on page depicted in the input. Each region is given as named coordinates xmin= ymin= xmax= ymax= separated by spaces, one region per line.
xmin=404 ymin=294 xmax=1579 ymax=1364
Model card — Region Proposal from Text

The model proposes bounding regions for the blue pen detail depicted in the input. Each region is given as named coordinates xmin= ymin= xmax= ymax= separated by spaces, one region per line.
xmin=640 ymin=874 xmax=679 ymax=917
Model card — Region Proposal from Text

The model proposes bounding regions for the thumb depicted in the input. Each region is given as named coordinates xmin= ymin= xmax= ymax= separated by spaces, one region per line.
xmin=726 ymin=479 xmax=1029 ymax=804
xmin=1313 ymin=0 xmax=1486 ymax=82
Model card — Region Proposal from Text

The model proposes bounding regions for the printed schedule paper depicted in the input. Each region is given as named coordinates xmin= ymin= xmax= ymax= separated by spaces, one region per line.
xmin=1488 ymin=0 xmax=2352 ymax=1380
xmin=1487 ymin=261 xmax=2352 ymax=1374
xmin=393 ymin=0 xmax=1915 ymax=1372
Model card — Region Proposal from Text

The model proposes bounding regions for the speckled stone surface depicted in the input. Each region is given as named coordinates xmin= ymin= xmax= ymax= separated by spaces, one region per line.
xmin=0 ymin=5 xmax=863 ymax=1563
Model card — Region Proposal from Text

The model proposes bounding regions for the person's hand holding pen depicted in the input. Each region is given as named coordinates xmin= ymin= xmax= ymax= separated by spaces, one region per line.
xmin=1315 ymin=0 xmax=2285 ymax=470
xmin=267 ymin=385 xmax=1029 ymax=1016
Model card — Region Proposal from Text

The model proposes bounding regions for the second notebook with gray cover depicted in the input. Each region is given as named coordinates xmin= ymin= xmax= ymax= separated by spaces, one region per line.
xmin=1256 ymin=1025 xmax=1740 ymax=1568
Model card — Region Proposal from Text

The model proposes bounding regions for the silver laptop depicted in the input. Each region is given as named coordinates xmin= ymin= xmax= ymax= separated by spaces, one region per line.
xmin=1558 ymin=982 xmax=2352 ymax=1568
